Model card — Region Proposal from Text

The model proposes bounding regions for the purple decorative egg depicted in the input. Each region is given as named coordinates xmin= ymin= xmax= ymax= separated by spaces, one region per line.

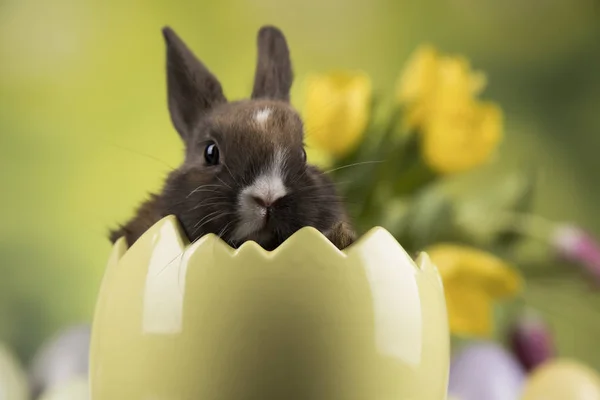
xmin=448 ymin=341 xmax=526 ymax=400
xmin=510 ymin=310 xmax=555 ymax=372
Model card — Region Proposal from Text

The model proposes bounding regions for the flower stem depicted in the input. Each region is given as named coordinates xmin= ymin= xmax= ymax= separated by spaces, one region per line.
xmin=357 ymin=109 xmax=403 ymax=221
xmin=457 ymin=207 xmax=560 ymax=246
xmin=496 ymin=211 xmax=559 ymax=243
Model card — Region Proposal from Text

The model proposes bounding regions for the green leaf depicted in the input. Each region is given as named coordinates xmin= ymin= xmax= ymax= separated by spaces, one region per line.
xmin=334 ymin=106 xmax=408 ymax=223
xmin=495 ymin=167 xmax=538 ymax=247
xmin=374 ymin=129 xmax=440 ymax=196
xmin=327 ymin=96 xmax=396 ymax=207
xmin=469 ymin=167 xmax=537 ymax=214
xmin=454 ymin=168 xmax=538 ymax=249
xmin=375 ymin=197 xmax=411 ymax=232
xmin=404 ymin=187 xmax=457 ymax=250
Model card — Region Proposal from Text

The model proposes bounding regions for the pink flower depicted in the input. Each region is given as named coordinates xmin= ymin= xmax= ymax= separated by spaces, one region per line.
xmin=552 ymin=225 xmax=600 ymax=281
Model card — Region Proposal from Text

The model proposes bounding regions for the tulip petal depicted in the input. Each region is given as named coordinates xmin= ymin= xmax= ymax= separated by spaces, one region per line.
xmin=395 ymin=44 xmax=502 ymax=174
xmin=426 ymin=244 xmax=523 ymax=337
xmin=395 ymin=44 xmax=439 ymax=105
xmin=444 ymin=284 xmax=493 ymax=336
xmin=421 ymin=100 xmax=503 ymax=174
xmin=303 ymin=71 xmax=372 ymax=158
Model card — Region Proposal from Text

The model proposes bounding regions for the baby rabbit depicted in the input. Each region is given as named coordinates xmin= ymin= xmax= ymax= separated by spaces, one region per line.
xmin=109 ymin=25 xmax=356 ymax=251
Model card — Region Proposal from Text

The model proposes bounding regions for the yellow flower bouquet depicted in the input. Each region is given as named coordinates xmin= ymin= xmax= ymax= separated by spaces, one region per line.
xmin=299 ymin=44 xmax=600 ymax=342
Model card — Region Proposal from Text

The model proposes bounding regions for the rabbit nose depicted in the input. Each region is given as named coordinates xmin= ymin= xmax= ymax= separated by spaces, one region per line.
xmin=251 ymin=195 xmax=279 ymax=208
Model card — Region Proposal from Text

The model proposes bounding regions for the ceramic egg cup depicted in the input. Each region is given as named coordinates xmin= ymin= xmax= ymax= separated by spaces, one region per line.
xmin=89 ymin=216 xmax=450 ymax=399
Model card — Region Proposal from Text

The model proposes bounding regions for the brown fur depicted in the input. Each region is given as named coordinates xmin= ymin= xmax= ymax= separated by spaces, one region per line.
xmin=110 ymin=26 xmax=356 ymax=251
xmin=109 ymin=195 xmax=163 ymax=245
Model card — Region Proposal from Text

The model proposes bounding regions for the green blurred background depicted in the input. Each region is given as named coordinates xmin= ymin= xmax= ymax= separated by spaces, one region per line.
xmin=1 ymin=0 xmax=600 ymax=370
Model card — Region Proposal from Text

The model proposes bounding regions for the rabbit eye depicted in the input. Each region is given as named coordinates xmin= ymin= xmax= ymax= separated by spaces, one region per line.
xmin=204 ymin=142 xmax=220 ymax=165
xmin=301 ymin=148 xmax=307 ymax=163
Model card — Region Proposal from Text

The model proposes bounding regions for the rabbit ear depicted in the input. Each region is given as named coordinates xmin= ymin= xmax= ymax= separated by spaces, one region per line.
xmin=251 ymin=26 xmax=293 ymax=102
xmin=162 ymin=27 xmax=227 ymax=140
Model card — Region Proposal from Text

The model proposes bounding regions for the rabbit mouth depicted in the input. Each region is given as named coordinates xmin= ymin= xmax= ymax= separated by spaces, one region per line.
xmin=232 ymin=208 xmax=273 ymax=244
xmin=230 ymin=224 xmax=275 ymax=249
xmin=231 ymin=208 xmax=294 ymax=249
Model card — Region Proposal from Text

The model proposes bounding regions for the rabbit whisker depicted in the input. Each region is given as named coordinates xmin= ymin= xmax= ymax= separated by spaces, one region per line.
xmin=323 ymin=160 xmax=385 ymax=175
xmin=192 ymin=210 xmax=223 ymax=229
xmin=216 ymin=176 xmax=232 ymax=189
xmin=217 ymin=220 xmax=236 ymax=239
xmin=190 ymin=199 xmax=231 ymax=210
xmin=192 ymin=211 xmax=235 ymax=236
xmin=186 ymin=184 xmax=226 ymax=198
xmin=223 ymin=162 xmax=240 ymax=186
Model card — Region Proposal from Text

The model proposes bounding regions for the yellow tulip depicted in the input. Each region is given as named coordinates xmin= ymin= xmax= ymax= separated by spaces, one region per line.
xmin=395 ymin=45 xmax=487 ymax=131
xmin=395 ymin=45 xmax=501 ymax=175
xmin=432 ymin=55 xmax=487 ymax=107
xmin=395 ymin=45 xmax=439 ymax=131
xmin=395 ymin=44 xmax=439 ymax=105
xmin=425 ymin=244 xmax=523 ymax=337
xmin=421 ymin=100 xmax=503 ymax=174
xmin=303 ymin=71 xmax=372 ymax=159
